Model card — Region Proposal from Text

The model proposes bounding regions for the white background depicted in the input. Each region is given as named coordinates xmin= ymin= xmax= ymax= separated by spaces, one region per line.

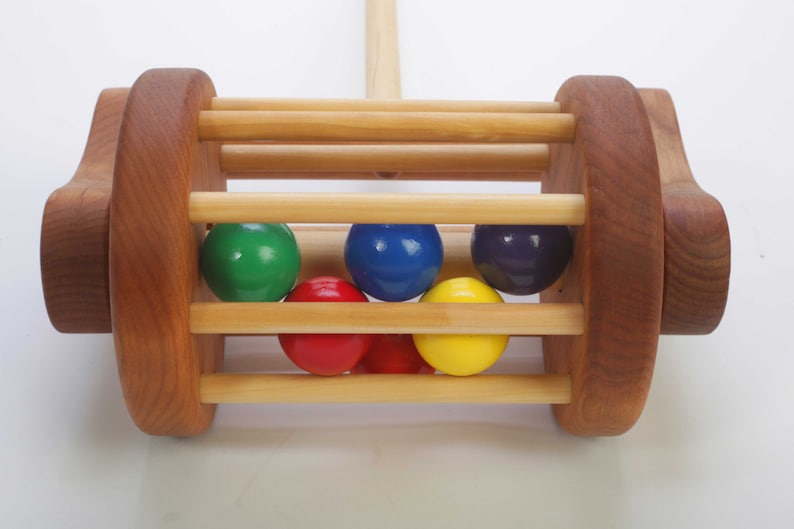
xmin=2 ymin=0 xmax=793 ymax=527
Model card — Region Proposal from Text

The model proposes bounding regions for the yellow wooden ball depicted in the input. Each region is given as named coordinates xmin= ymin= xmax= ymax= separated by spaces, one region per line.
xmin=413 ymin=277 xmax=509 ymax=376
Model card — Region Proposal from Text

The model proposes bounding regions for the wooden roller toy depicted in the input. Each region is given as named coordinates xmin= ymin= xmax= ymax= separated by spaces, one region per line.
xmin=40 ymin=0 xmax=729 ymax=437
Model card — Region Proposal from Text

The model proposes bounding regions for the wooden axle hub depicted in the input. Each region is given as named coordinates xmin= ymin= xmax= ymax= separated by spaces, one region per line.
xmin=40 ymin=68 xmax=730 ymax=437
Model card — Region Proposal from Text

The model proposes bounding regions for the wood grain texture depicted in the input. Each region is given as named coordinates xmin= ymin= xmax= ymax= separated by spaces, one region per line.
xmin=200 ymin=374 xmax=572 ymax=404
xmin=109 ymin=69 xmax=225 ymax=436
xmin=366 ymin=0 xmax=401 ymax=99
xmin=639 ymin=89 xmax=730 ymax=334
xmin=190 ymin=302 xmax=584 ymax=336
xmin=220 ymin=143 xmax=549 ymax=173
xmin=40 ymin=88 xmax=128 ymax=333
xmin=197 ymin=110 xmax=576 ymax=143
xmin=541 ymin=76 xmax=664 ymax=436
xmin=189 ymin=191 xmax=586 ymax=225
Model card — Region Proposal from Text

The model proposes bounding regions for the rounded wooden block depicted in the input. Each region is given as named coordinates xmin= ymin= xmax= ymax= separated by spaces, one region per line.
xmin=639 ymin=89 xmax=730 ymax=334
xmin=41 ymin=88 xmax=129 ymax=333
xmin=109 ymin=69 xmax=225 ymax=436
xmin=541 ymin=76 xmax=664 ymax=436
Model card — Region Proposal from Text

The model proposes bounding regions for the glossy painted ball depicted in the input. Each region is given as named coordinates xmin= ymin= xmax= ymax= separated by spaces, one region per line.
xmin=200 ymin=223 xmax=300 ymax=301
xmin=278 ymin=277 xmax=376 ymax=376
xmin=413 ymin=277 xmax=509 ymax=376
xmin=345 ymin=224 xmax=443 ymax=301
xmin=351 ymin=334 xmax=435 ymax=374
xmin=471 ymin=224 xmax=572 ymax=295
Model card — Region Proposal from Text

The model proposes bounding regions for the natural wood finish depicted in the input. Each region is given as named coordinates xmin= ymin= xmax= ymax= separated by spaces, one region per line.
xmin=189 ymin=191 xmax=586 ymax=225
xmin=198 ymin=110 xmax=576 ymax=143
xmin=541 ymin=76 xmax=664 ymax=436
xmin=109 ymin=69 xmax=225 ymax=436
xmin=639 ymin=89 xmax=730 ymax=334
xmin=41 ymin=88 xmax=128 ymax=333
xmin=225 ymin=170 xmax=542 ymax=181
xmin=200 ymin=374 xmax=573 ymax=404
xmin=211 ymin=97 xmax=561 ymax=113
xmin=220 ymin=143 xmax=549 ymax=173
xmin=190 ymin=302 xmax=584 ymax=336
xmin=367 ymin=0 xmax=401 ymax=99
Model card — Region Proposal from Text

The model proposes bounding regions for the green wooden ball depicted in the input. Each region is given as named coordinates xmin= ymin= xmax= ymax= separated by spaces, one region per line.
xmin=200 ymin=223 xmax=301 ymax=301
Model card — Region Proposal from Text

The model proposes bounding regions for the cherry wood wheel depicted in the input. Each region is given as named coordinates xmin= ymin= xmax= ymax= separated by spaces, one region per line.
xmin=541 ymin=76 xmax=665 ymax=436
xmin=109 ymin=69 xmax=225 ymax=436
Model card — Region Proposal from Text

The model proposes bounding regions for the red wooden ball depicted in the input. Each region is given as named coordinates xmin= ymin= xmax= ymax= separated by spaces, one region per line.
xmin=351 ymin=334 xmax=435 ymax=374
xmin=278 ymin=276 xmax=375 ymax=376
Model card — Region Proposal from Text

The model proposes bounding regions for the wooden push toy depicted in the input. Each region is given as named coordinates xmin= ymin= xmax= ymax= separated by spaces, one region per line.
xmin=40 ymin=0 xmax=729 ymax=437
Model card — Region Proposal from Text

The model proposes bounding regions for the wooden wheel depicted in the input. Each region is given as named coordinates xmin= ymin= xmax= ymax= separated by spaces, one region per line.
xmin=109 ymin=69 xmax=225 ymax=436
xmin=541 ymin=76 xmax=665 ymax=436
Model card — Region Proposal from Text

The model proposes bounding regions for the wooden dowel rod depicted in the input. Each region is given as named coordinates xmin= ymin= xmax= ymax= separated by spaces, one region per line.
xmin=224 ymin=170 xmax=542 ymax=181
xmin=210 ymin=97 xmax=561 ymax=113
xmin=220 ymin=143 xmax=549 ymax=173
xmin=190 ymin=302 xmax=584 ymax=335
xmin=198 ymin=110 xmax=576 ymax=143
xmin=367 ymin=0 xmax=401 ymax=99
xmin=199 ymin=373 xmax=573 ymax=404
xmin=189 ymin=192 xmax=586 ymax=225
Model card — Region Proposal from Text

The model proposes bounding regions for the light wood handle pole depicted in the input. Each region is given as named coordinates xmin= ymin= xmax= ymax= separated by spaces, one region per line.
xmin=367 ymin=0 xmax=401 ymax=99
xmin=190 ymin=302 xmax=584 ymax=336
xmin=189 ymin=191 xmax=586 ymax=225
xmin=367 ymin=0 xmax=401 ymax=178
xmin=200 ymin=374 xmax=573 ymax=404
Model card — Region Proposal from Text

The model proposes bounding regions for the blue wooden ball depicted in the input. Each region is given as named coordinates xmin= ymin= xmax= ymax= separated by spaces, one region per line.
xmin=344 ymin=224 xmax=443 ymax=301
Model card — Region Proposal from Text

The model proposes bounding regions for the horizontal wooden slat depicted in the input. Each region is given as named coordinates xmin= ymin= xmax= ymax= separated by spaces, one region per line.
xmin=200 ymin=373 xmax=573 ymax=404
xmin=190 ymin=302 xmax=585 ymax=335
xmin=198 ymin=110 xmax=576 ymax=143
xmin=220 ymin=143 xmax=549 ymax=173
xmin=189 ymin=192 xmax=586 ymax=225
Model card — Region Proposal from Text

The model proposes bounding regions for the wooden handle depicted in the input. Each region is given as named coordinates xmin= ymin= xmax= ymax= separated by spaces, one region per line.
xmin=190 ymin=302 xmax=584 ymax=336
xmin=367 ymin=0 xmax=401 ymax=99
xmin=189 ymin=191 xmax=585 ymax=225
xmin=200 ymin=374 xmax=572 ymax=404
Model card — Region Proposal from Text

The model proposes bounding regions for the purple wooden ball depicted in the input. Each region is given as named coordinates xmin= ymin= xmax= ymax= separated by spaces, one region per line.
xmin=471 ymin=225 xmax=572 ymax=295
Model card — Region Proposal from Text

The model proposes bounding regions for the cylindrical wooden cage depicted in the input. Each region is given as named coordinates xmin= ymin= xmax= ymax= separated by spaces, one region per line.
xmin=40 ymin=67 xmax=730 ymax=437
